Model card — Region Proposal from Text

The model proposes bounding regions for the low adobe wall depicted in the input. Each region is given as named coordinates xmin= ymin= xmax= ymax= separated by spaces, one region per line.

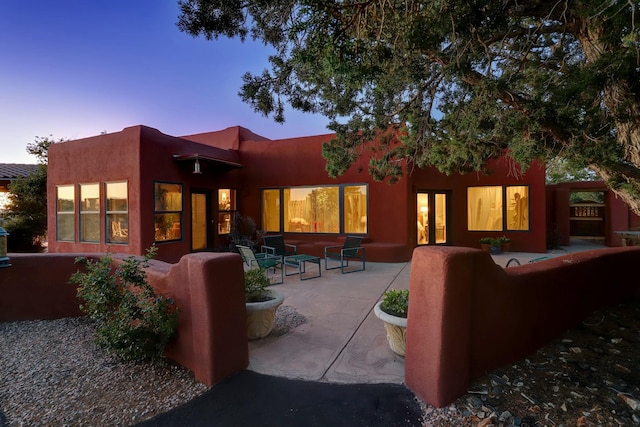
xmin=0 ymin=252 xmax=248 ymax=387
xmin=405 ymin=246 xmax=640 ymax=408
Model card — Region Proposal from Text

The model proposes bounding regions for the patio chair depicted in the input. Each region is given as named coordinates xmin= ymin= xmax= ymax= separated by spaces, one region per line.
xmin=237 ymin=245 xmax=284 ymax=284
xmin=324 ymin=235 xmax=366 ymax=274
xmin=261 ymin=235 xmax=297 ymax=261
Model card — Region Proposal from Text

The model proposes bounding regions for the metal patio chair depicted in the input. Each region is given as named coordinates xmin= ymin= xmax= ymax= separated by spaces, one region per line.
xmin=261 ymin=235 xmax=297 ymax=262
xmin=237 ymin=245 xmax=284 ymax=284
xmin=324 ymin=235 xmax=366 ymax=274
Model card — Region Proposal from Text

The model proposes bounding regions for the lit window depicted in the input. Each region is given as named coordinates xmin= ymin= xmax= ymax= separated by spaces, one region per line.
xmin=344 ymin=185 xmax=367 ymax=234
xmin=467 ymin=185 xmax=530 ymax=231
xmin=262 ymin=189 xmax=280 ymax=232
xmin=106 ymin=181 xmax=128 ymax=244
xmin=283 ymin=186 xmax=339 ymax=233
xmin=217 ymin=189 xmax=236 ymax=235
xmin=263 ymin=185 xmax=368 ymax=234
xmin=80 ymin=183 xmax=100 ymax=243
xmin=506 ymin=186 xmax=529 ymax=230
xmin=467 ymin=186 xmax=503 ymax=231
xmin=56 ymin=185 xmax=75 ymax=241
xmin=154 ymin=182 xmax=183 ymax=242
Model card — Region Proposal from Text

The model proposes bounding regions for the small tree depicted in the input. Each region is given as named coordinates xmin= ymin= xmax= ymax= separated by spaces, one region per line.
xmin=69 ymin=246 xmax=180 ymax=361
xmin=4 ymin=136 xmax=65 ymax=251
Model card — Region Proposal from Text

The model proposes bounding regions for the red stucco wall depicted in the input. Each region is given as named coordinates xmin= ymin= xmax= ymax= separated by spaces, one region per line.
xmin=0 ymin=252 xmax=249 ymax=387
xmin=405 ymin=245 xmax=640 ymax=408
xmin=411 ymin=157 xmax=548 ymax=253
xmin=546 ymin=181 xmax=640 ymax=247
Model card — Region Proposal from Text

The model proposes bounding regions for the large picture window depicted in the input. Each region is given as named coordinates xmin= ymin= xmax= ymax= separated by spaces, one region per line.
xmin=106 ymin=181 xmax=128 ymax=244
xmin=284 ymin=186 xmax=339 ymax=233
xmin=56 ymin=185 xmax=75 ymax=241
xmin=80 ymin=183 xmax=100 ymax=242
xmin=262 ymin=184 xmax=368 ymax=234
xmin=467 ymin=185 xmax=529 ymax=231
xmin=154 ymin=182 xmax=182 ymax=242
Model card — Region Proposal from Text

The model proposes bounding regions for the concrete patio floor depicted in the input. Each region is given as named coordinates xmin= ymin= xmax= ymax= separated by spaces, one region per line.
xmin=247 ymin=239 xmax=606 ymax=385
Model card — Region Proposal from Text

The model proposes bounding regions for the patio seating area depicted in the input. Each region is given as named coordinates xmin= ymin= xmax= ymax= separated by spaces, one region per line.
xmin=247 ymin=239 xmax=606 ymax=384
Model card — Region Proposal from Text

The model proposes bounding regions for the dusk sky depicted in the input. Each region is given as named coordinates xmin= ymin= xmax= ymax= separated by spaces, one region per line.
xmin=1 ymin=1 xmax=330 ymax=164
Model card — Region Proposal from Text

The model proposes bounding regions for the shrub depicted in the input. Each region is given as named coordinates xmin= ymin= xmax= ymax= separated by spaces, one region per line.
xmin=244 ymin=268 xmax=272 ymax=302
xmin=229 ymin=212 xmax=264 ymax=252
xmin=380 ymin=289 xmax=409 ymax=318
xmin=69 ymin=246 xmax=179 ymax=361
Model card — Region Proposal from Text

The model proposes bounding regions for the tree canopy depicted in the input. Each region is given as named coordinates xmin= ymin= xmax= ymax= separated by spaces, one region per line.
xmin=4 ymin=136 xmax=63 ymax=251
xmin=177 ymin=0 xmax=640 ymax=214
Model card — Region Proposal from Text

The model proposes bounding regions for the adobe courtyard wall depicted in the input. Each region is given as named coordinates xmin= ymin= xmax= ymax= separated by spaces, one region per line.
xmin=405 ymin=245 xmax=640 ymax=408
xmin=0 ymin=252 xmax=248 ymax=387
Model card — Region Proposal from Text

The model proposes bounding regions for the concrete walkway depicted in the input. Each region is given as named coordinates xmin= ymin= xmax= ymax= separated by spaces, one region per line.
xmin=248 ymin=240 xmax=606 ymax=385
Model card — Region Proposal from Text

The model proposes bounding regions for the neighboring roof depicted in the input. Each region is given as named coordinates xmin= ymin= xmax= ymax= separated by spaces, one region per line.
xmin=0 ymin=164 xmax=39 ymax=180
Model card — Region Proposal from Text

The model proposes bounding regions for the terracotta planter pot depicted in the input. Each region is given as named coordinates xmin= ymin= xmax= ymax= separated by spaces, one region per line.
xmin=374 ymin=301 xmax=407 ymax=357
xmin=245 ymin=290 xmax=285 ymax=340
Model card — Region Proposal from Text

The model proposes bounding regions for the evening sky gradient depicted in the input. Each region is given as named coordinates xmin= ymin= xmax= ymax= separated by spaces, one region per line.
xmin=1 ymin=1 xmax=330 ymax=164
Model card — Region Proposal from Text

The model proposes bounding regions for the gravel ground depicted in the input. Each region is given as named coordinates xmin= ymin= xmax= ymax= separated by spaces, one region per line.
xmin=3 ymin=302 xmax=640 ymax=426
xmin=0 ymin=317 xmax=208 ymax=427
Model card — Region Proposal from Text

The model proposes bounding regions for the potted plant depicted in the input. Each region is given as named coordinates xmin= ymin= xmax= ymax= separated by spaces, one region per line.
xmin=479 ymin=237 xmax=493 ymax=252
xmin=499 ymin=235 xmax=511 ymax=253
xmin=244 ymin=267 xmax=285 ymax=339
xmin=374 ymin=288 xmax=408 ymax=357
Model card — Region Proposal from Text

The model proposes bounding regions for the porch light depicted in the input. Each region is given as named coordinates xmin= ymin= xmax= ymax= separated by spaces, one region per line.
xmin=193 ymin=158 xmax=202 ymax=174
xmin=0 ymin=226 xmax=10 ymax=268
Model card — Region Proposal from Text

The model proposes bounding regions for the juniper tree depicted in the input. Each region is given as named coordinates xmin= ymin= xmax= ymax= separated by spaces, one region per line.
xmin=178 ymin=0 xmax=640 ymax=214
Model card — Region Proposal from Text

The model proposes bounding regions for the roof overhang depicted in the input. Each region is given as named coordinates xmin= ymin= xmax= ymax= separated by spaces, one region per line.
xmin=173 ymin=154 xmax=244 ymax=169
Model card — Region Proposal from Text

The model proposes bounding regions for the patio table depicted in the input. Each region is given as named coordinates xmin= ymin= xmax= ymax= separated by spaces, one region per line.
xmin=284 ymin=254 xmax=321 ymax=280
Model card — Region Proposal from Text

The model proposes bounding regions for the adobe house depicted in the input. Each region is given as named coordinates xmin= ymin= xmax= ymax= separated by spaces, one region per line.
xmin=46 ymin=124 xmax=550 ymax=263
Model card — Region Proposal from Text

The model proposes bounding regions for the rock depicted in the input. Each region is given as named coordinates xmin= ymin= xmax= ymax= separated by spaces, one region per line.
xmin=618 ymin=393 xmax=640 ymax=411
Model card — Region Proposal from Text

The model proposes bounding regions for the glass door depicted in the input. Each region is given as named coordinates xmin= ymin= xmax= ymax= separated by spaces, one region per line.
xmin=416 ymin=191 xmax=450 ymax=245
xmin=191 ymin=191 xmax=213 ymax=251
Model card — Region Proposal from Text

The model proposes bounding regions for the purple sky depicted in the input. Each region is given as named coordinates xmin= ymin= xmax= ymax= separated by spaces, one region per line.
xmin=0 ymin=1 xmax=330 ymax=164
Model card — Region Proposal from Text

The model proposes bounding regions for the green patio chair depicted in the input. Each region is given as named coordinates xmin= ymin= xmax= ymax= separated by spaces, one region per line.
xmin=324 ymin=236 xmax=366 ymax=274
xmin=262 ymin=235 xmax=297 ymax=261
xmin=237 ymin=245 xmax=284 ymax=284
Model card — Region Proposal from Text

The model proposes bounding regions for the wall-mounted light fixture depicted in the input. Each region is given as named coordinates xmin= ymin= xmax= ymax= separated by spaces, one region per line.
xmin=193 ymin=158 xmax=202 ymax=174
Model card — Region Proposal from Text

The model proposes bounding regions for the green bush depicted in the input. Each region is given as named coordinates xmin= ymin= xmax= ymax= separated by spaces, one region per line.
xmin=69 ymin=246 xmax=179 ymax=361
xmin=244 ymin=268 xmax=272 ymax=302
xmin=380 ymin=289 xmax=409 ymax=318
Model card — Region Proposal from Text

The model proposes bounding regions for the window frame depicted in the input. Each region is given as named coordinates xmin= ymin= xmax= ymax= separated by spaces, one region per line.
xmin=105 ymin=181 xmax=129 ymax=245
xmin=79 ymin=183 xmax=100 ymax=243
xmin=217 ymin=188 xmax=237 ymax=235
xmin=56 ymin=184 xmax=75 ymax=242
xmin=467 ymin=185 xmax=530 ymax=232
xmin=154 ymin=181 xmax=183 ymax=243
xmin=261 ymin=183 xmax=369 ymax=235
